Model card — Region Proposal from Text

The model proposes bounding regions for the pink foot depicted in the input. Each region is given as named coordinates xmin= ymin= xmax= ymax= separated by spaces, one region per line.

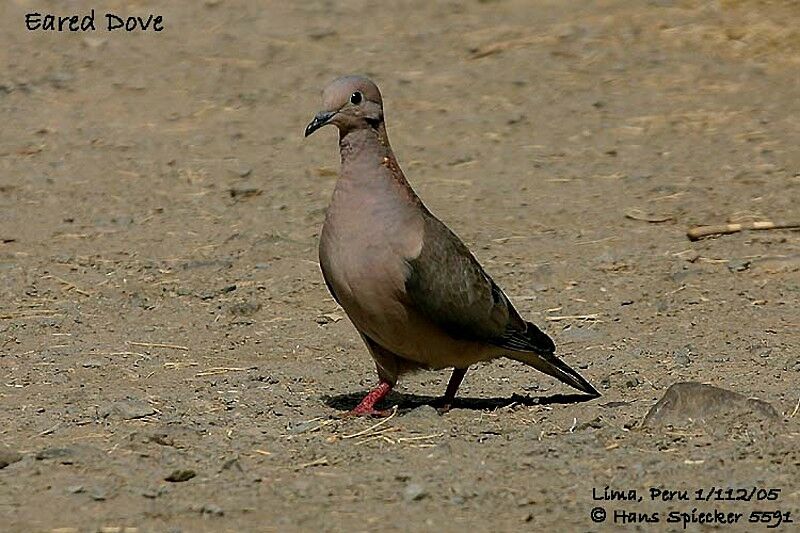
xmin=345 ymin=381 xmax=392 ymax=417
xmin=344 ymin=407 xmax=394 ymax=418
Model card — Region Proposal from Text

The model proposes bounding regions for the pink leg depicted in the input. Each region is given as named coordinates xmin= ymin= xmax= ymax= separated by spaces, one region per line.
xmin=439 ymin=367 xmax=468 ymax=413
xmin=349 ymin=381 xmax=393 ymax=417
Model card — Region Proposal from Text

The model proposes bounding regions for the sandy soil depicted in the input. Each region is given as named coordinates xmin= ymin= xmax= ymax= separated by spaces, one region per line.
xmin=1 ymin=0 xmax=799 ymax=531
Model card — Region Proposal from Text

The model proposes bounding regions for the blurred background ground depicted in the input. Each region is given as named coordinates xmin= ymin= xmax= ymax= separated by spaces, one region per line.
xmin=0 ymin=0 xmax=798 ymax=531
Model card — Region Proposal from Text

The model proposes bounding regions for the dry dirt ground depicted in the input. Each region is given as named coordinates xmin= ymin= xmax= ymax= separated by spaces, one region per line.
xmin=1 ymin=0 xmax=799 ymax=531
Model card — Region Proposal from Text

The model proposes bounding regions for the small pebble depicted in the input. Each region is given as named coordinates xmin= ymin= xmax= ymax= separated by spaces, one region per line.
xmin=165 ymin=469 xmax=196 ymax=482
xmin=35 ymin=447 xmax=74 ymax=461
xmin=100 ymin=398 xmax=156 ymax=420
xmin=0 ymin=448 xmax=22 ymax=469
xmin=199 ymin=503 xmax=224 ymax=517
xmin=404 ymin=405 xmax=439 ymax=419
xmin=403 ymin=483 xmax=429 ymax=502
xmin=89 ymin=487 xmax=109 ymax=501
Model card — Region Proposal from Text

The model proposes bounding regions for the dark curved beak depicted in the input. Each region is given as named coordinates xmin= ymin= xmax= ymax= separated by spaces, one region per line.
xmin=304 ymin=111 xmax=336 ymax=137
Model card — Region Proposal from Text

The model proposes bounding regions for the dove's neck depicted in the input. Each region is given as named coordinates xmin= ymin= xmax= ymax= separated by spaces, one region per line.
xmin=339 ymin=124 xmax=394 ymax=177
xmin=339 ymin=122 xmax=394 ymax=163
xmin=337 ymin=123 xmax=421 ymax=206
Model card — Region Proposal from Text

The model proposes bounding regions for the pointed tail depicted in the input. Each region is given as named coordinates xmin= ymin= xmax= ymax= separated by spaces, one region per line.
xmin=508 ymin=350 xmax=600 ymax=397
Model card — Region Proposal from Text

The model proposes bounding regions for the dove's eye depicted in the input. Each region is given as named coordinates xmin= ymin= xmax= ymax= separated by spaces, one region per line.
xmin=350 ymin=91 xmax=363 ymax=105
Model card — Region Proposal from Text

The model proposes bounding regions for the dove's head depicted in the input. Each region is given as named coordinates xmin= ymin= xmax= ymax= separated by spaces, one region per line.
xmin=305 ymin=75 xmax=384 ymax=137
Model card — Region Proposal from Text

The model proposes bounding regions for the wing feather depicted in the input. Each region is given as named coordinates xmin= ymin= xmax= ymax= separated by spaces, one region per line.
xmin=404 ymin=214 xmax=554 ymax=355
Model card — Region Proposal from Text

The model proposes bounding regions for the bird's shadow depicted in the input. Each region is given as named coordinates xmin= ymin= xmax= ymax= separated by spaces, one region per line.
xmin=323 ymin=389 xmax=597 ymax=414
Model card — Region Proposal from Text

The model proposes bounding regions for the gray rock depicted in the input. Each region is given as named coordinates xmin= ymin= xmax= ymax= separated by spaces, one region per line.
xmin=642 ymin=382 xmax=781 ymax=431
xmin=403 ymin=483 xmax=429 ymax=502
xmin=199 ymin=503 xmax=225 ymax=517
xmin=35 ymin=447 xmax=74 ymax=462
xmin=49 ymin=71 xmax=74 ymax=89
xmin=404 ymin=404 xmax=440 ymax=419
xmin=89 ymin=487 xmax=109 ymax=501
xmin=226 ymin=160 xmax=252 ymax=178
xmin=449 ymin=495 xmax=466 ymax=505
xmin=727 ymin=259 xmax=751 ymax=273
xmin=181 ymin=258 xmax=234 ymax=270
xmin=559 ymin=326 xmax=599 ymax=342
xmin=228 ymin=301 xmax=262 ymax=317
xmin=100 ymin=398 xmax=156 ymax=420
xmin=220 ymin=456 xmax=244 ymax=473
xmin=672 ymin=345 xmax=692 ymax=367
xmin=0 ymin=448 xmax=22 ymax=468
xmin=165 ymin=469 xmax=196 ymax=482
xmin=66 ymin=485 xmax=85 ymax=494
xmin=229 ymin=186 xmax=262 ymax=200
xmin=599 ymin=372 xmax=641 ymax=391
xmin=141 ymin=485 xmax=169 ymax=499
xmin=673 ymin=354 xmax=690 ymax=366
xmin=308 ymin=28 xmax=337 ymax=41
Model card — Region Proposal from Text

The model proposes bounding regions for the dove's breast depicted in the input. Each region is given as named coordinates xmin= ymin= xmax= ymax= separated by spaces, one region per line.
xmin=320 ymin=175 xmax=420 ymax=305
xmin=318 ymin=174 xmax=496 ymax=369
xmin=318 ymin=173 xmax=424 ymax=342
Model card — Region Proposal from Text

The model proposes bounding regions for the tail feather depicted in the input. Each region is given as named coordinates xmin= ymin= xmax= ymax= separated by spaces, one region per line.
xmin=508 ymin=349 xmax=600 ymax=397
xmin=492 ymin=319 xmax=599 ymax=396
xmin=493 ymin=320 xmax=556 ymax=354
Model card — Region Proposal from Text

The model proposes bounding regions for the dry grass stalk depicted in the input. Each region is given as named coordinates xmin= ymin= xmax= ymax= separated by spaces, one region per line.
xmin=688 ymin=220 xmax=800 ymax=241
xmin=42 ymin=275 xmax=91 ymax=296
xmin=469 ymin=35 xmax=553 ymax=59
xmin=127 ymin=341 xmax=189 ymax=351
xmin=1 ymin=310 xmax=59 ymax=320
xmin=789 ymin=397 xmax=800 ymax=419
xmin=195 ymin=367 xmax=247 ymax=377
xmin=296 ymin=457 xmax=329 ymax=470
xmin=342 ymin=406 xmax=398 ymax=439
xmin=545 ymin=314 xmax=600 ymax=322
